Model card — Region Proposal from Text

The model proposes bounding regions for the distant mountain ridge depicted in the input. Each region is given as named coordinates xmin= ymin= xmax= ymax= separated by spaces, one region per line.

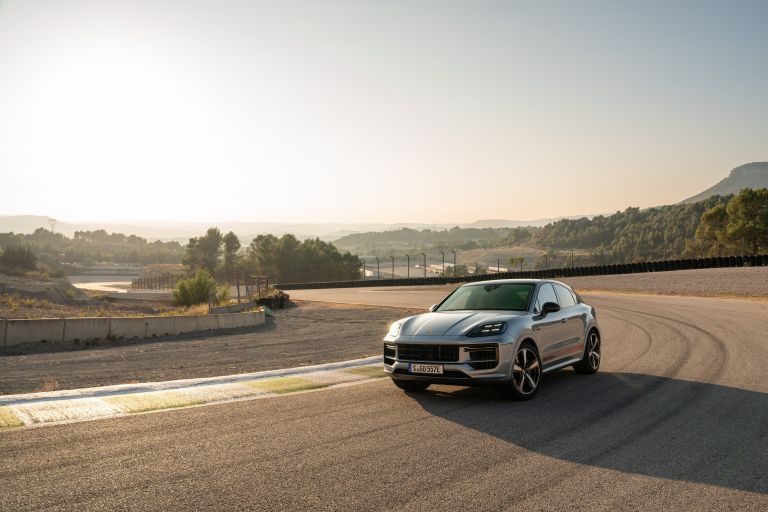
xmin=0 ymin=216 xmax=591 ymax=242
xmin=682 ymin=162 xmax=768 ymax=204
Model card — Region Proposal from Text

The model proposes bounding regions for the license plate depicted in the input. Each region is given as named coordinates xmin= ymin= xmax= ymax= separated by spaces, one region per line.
xmin=409 ymin=363 xmax=444 ymax=375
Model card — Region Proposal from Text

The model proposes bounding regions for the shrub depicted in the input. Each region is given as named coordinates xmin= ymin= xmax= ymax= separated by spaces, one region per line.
xmin=173 ymin=269 xmax=217 ymax=306
xmin=217 ymin=285 xmax=231 ymax=305
xmin=0 ymin=244 xmax=38 ymax=271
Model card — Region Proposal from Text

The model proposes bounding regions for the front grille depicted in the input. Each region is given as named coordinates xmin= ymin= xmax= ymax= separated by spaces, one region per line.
xmin=465 ymin=344 xmax=499 ymax=370
xmin=397 ymin=344 xmax=459 ymax=362
xmin=384 ymin=344 xmax=396 ymax=365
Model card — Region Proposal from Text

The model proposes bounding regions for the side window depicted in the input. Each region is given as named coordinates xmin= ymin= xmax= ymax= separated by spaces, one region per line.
xmin=536 ymin=283 xmax=558 ymax=311
xmin=554 ymin=284 xmax=577 ymax=308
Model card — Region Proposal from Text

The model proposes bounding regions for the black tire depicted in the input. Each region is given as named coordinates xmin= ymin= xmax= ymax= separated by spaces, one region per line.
xmin=392 ymin=379 xmax=430 ymax=392
xmin=509 ymin=341 xmax=542 ymax=400
xmin=574 ymin=329 xmax=601 ymax=374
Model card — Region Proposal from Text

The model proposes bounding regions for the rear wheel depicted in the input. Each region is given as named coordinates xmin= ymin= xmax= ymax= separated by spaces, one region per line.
xmin=509 ymin=342 xmax=541 ymax=400
xmin=574 ymin=329 xmax=600 ymax=374
xmin=392 ymin=379 xmax=430 ymax=392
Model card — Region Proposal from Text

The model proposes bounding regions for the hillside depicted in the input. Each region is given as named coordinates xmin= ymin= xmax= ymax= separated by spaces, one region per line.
xmin=682 ymin=162 xmax=768 ymax=203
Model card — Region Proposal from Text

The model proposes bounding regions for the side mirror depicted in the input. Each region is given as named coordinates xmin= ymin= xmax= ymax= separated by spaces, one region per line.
xmin=429 ymin=304 xmax=438 ymax=312
xmin=541 ymin=302 xmax=560 ymax=315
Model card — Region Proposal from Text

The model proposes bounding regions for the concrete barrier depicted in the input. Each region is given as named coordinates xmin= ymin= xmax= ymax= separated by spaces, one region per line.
xmin=1 ymin=308 xmax=264 ymax=346
xmin=5 ymin=319 xmax=65 ymax=346
xmin=144 ymin=316 xmax=175 ymax=337
xmin=64 ymin=317 xmax=110 ymax=342
xmin=109 ymin=317 xmax=147 ymax=339
xmin=219 ymin=311 xmax=247 ymax=329
xmin=196 ymin=314 xmax=220 ymax=331
xmin=173 ymin=316 xmax=199 ymax=335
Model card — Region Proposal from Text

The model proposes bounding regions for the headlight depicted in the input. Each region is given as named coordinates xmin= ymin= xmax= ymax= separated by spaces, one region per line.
xmin=467 ymin=322 xmax=507 ymax=337
xmin=388 ymin=322 xmax=402 ymax=337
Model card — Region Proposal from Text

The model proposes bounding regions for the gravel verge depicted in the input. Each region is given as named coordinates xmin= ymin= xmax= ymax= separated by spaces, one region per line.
xmin=0 ymin=301 xmax=420 ymax=395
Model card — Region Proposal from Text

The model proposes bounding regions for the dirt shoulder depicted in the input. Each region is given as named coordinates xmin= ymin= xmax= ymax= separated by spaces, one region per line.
xmin=0 ymin=272 xmax=193 ymax=319
xmin=0 ymin=301 xmax=420 ymax=395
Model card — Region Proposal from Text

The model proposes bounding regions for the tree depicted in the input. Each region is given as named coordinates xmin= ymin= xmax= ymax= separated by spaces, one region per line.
xmin=246 ymin=234 xmax=281 ymax=280
xmin=183 ymin=227 xmax=224 ymax=273
xmin=696 ymin=203 xmax=729 ymax=255
xmin=245 ymin=234 xmax=361 ymax=283
xmin=222 ymin=231 xmax=241 ymax=272
xmin=726 ymin=188 xmax=768 ymax=254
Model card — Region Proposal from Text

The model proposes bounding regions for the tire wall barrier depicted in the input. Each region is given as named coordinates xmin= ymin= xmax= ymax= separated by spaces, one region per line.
xmin=274 ymin=253 xmax=768 ymax=291
xmin=2 ymin=310 xmax=265 ymax=348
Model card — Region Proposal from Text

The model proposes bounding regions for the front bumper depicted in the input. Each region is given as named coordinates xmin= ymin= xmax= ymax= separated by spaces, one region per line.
xmin=383 ymin=340 xmax=513 ymax=386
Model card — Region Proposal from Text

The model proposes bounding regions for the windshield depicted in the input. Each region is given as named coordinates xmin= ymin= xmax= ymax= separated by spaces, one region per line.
xmin=436 ymin=283 xmax=535 ymax=311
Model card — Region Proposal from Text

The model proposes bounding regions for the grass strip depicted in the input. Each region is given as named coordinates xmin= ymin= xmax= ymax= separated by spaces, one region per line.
xmin=104 ymin=391 xmax=204 ymax=413
xmin=342 ymin=366 xmax=388 ymax=379
xmin=244 ymin=376 xmax=328 ymax=394
xmin=0 ymin=406 xmax=24 ymax=429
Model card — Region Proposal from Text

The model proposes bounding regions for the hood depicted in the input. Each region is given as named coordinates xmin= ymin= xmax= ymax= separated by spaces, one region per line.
xmin=399 ymin=311 xmax=523 ymax=337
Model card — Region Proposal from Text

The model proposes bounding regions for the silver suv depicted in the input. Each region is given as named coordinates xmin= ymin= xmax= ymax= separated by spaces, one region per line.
xmin=383 ymin=279 xmax=601 ymax=399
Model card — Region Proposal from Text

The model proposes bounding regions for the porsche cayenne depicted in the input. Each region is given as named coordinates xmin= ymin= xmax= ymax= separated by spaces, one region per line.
xmin=383 ymin=279 xmax=601 ymax=399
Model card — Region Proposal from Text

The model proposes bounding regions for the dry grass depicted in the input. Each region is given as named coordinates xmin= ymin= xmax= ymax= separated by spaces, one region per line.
xmin=244 ymin=376 xmax=328 ymax=394
xmin=0 ymin=291 xmax=216 ymax=319
xmin=104 ymin=391 xmax=204 ymax=413
xmin=0 ymin=406 xmax=24 ymax=429
xmin=36 ymin=377 xmax=59 ymax=392
xmin=342 ymin=366 xmax=387 ymax=379
xmin=0 ymin=293 xmax=55 ymax=313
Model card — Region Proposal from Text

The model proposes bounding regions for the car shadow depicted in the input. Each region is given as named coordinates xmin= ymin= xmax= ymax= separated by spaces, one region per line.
xmin=406 ymin=370 xmax=768 ymax=495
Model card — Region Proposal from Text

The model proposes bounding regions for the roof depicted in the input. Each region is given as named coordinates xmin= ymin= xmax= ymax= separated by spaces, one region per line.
xmin=462 ymin=278 xmax=545 ymax=286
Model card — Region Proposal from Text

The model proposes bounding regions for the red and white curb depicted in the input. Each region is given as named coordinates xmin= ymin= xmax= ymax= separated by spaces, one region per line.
xmin=0 ymin=356 xmax=385 ymax=430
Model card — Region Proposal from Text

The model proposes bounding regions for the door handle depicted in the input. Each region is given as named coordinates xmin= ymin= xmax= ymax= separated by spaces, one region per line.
xmin=561 ymin=318 xmax=567 ymax=323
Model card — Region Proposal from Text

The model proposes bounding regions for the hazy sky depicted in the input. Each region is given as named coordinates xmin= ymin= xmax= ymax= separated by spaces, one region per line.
xmin=1 ymin=0 xmax=766 ymax=224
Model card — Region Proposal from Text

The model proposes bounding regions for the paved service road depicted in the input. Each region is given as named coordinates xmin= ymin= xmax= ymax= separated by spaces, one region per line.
xmin=2 ymin=291 xmax=768 ymax=511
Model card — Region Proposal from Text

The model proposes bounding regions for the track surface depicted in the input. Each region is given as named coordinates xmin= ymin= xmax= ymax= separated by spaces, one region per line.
xmin=3 ymin=291 xmax=768 ymax=510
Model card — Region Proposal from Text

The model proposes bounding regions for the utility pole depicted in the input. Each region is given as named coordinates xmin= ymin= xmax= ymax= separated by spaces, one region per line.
xmin=375 ymin=257 xmax=380 ymax=279
xmin=407 ymin=255 xmax=410 ymax=278
xmin=451 ymin=250 xmax=456 ymax=271
xmin=361 ymin=259 xmax=365 ymax=279
xmin=390 ymin=256 xmax=394 ymax=279
xmin=422 ymin=253 xmax=427 ymax=278
xmin=571 ymin=251 xmax=574 ymax=268
xmin=497 ymin=258 xmax=500 ymax=274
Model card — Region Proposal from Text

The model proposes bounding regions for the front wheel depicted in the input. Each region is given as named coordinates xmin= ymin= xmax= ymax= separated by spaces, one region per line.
xmin=509 ymin=342 xmax=541 ymax=400
xmin=392 ymin=379 xmax=430 ymax=392
xmin=574 ymin=329 xmax=601 ymax=374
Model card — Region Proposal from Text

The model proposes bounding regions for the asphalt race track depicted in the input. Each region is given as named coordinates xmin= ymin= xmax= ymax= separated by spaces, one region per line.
xmin=3 ymin=290 xmax=768 ymax=511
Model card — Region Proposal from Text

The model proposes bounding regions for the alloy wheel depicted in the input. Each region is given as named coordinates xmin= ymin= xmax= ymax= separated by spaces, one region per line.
xmin=512 ymin=347 xmax=541 ymax=395
xmin=587 ymin=331 xmax=600 ymax=370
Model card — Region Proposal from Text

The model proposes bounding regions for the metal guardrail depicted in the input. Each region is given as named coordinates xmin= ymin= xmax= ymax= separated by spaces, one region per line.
xmin=274 ymin=254 xmax=768 ymax=290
